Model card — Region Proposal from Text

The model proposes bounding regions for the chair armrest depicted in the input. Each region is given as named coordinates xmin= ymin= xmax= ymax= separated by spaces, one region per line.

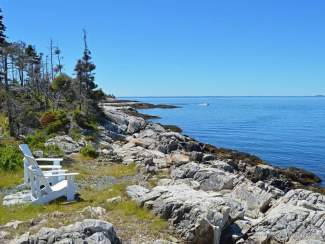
xmin=46 ymin=173 xmax=79 ymax=177
xmin=44 ymin=170 xmax=68 ymax=174
xmin=36 ymin=158 xmax=64 ymax=162
xmin=39 ymin=165 xmax=62 ymax=169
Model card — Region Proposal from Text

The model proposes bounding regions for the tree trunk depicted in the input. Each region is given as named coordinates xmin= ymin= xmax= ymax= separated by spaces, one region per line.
xmin=3 ymin=54 xmax=15 ymax=137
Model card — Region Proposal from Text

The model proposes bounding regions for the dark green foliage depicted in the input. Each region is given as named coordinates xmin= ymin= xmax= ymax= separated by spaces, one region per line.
xmin=51 ymin=73 xmax=76 ymax=105
xmin=25 ymin=130 xmax=48 ymax=150
xmin=73 ymin=109 xmax=98 ymax=130
xmin=24 ymin=130 xmax=63 ymax=157
xmin=0 ymin=142 xmax=22 ymax=171
xmin=0 ymin=10 xmax=111 ymax=141
xmin=40 ymin=110 xmax=69 ymax=134
xmin=0 ymin=8 xmax=6 ymax=45
xmin=80 ymin=144 xmax=98 ymax=158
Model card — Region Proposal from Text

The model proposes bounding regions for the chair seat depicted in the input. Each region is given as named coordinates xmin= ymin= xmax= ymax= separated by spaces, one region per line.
xmin=51 ymin=180 xmax=68 ymax=192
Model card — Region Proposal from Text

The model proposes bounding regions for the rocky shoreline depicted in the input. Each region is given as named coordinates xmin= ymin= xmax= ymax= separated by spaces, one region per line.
xmin=2 ymin=98 xmax=325 ymax=244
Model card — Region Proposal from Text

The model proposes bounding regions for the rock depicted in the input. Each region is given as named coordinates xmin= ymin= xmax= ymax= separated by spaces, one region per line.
xmin=126 ymin=185 xmax=150 ymax=203
xmin=4 ymin=220 xmax=24 ymax=229
xmin=293 ymin=240 xmax=325 ymax=244
xmin=202 ymin=153 xmax=217 ymax=161
xmin=82 ymin=206 xmax=107 ymax=217
xmin=0 ymin=230 xmax=8 ymax=239
xmin=153 ymin=240 xmax=176 ymax=244
xmin=172 ymin=162 xmax=237 ymax=191
xmin=221 ymin=219 xmax=252 ymax=243
xmin=168 ymin=152 xmax=191 ymax=166
xmin=210 ymin=160 xmax=234 ymax=173
xmin=33 ymin=150 xmax=44 ymax=158
xmin=249 ymin=189 xmax=325 ymax=243
xmin=127 ymin=184 xmax=244 ymax=243
xmin=107 ymin=196 xmax=122 ymax=204
xmin=245 ymin=232 xmax=270 ymax=244
xmin=102 ymin=107 xmax=146 ymax=135
xmin=11 ymin=232 xmax=29 ymax=244
xmin=23 ymin=219 xmax=120 ymax=244
xmin=127 ymin=116 xmax=146 ymax=134
xmin=45 ymin=135 xmax=81 ymax=154
xmin=3 ymin=190 xmax=32 ymax=206
xmin=101 ymin=148 xmax=111 ymax=155
xmin=230 ymin=181 xmax=274 ymax=218
xmin=189 ymin=151 xmax=203 ymax=162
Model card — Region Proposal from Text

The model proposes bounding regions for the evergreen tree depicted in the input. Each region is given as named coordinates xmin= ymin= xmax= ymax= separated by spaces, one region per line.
xmin=0 ymin=9 xmax=6 ymax=45
xmin=74 ymin=29 xmax=97 ymax=110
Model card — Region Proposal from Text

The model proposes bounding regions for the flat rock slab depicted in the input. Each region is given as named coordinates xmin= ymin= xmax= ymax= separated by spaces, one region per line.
xmin=2 ymin=190 xmax=32 ymax=206
xmin=127 ymin=184 xmax=244 ymax=244
xmin=248 ymin=189 xmax=325 ymax=243
xmin=12 ymin=219 xmax=121 ymax=244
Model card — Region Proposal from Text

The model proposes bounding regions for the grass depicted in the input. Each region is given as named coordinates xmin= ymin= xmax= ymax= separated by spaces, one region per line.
xmin=0 ymin=156 xmax=170 ymax=241
xmin=66 ymin=155 xmax=138 ymax=180
xmin=0 ymin=169 xmax=23 ymax=188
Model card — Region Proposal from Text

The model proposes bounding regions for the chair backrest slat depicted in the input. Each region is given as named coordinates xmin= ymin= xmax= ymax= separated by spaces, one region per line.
xmin=19 ymin=144 xmax=33 ymax=157
xmin=24 ymin=155 xmax=52 ymax=192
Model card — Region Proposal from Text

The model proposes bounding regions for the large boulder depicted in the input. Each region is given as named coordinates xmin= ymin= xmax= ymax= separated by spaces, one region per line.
xmin=102 ymin=107 xmax=146 ymax=134
xmin=171 ymin=162 xmax=237 ymax=191
xmin=45 ymin=135 xmax=82 ymax=154
xmin=13 ymin=219 xmax=121 ymax=244
xmin=230 ymin=181 xmax=275 ymax=219
xmin=127 ymin=184 xmax=244 ymax=244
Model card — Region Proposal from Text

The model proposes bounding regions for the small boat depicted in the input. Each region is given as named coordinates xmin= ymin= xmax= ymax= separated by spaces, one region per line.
xmin=199 ymin=103 xmax=209 ymax=106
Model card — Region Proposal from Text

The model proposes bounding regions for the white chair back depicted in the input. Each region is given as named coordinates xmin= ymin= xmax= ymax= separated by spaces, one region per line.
xmin=19 ymin=144 xmax=35 ymax=184
xmin=24 ymin=155 xmax=52 ymax=198
xmin=19 ymin=144 xmax=33 ymax=157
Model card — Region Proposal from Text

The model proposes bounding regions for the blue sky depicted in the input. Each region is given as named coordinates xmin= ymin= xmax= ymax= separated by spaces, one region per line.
xmin=1 ymin=0 xmax=325 ymax=96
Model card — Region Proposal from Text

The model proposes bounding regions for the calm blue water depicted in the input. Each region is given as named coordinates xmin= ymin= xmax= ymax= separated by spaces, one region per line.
xmin=125 ymin=97 xmax=325 ymax=184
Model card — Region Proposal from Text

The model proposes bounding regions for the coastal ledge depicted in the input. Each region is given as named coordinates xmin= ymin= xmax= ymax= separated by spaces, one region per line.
xmin=2 ymin=97 xmax=324 ymax=244
xmin=98 ymin=97 xmax=325 ymax=243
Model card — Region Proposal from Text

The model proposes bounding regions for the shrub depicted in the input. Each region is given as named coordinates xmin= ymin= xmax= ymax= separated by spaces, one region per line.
xmin=40 ymin=110 xmax=69 ymax=134
xmin=73 ymin=109 xmax=98 ymax=131
xmin=0 ymin=143 xmax=23 ymax=171
xmin=80 ymin=145 xmax=98 ymax=158
xmin=0 ymin=113 xmax=9 ymax=137
xmin=25 ymin=130 xmax=47 ymax=150
xmin=40 ymin=111 xmax=57 ymax=127
xmin=43 ymin=145 xmax=64 ymax=157
xmin=70 ymin=128 xmax=82 ymax=141
xmin=24 ymin=131 xmax=64 ymax=157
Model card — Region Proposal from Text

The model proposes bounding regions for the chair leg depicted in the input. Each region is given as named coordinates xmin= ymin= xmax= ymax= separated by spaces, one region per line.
xmin=66 ymin=176 xmax=75 ymax=201
xmin=24 ymin=158 xmax=29 ymax=185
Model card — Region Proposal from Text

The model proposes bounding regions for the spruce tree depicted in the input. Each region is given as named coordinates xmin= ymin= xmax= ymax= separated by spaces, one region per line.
xmin=0 ymin=9 xmax=6 ymax=45
xmin=74 ymin=29 xmax=97 ymax=110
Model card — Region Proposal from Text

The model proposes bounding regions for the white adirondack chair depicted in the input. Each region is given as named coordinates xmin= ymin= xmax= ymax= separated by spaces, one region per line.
xmin=25 ymin=154 xmax=79 ymax=203
xmin=19 ymin=144 xmax=65 ymax=185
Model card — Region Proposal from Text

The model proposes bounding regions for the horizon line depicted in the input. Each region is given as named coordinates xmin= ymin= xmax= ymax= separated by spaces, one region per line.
xmin=118 ymin=95 xmax=325 ymax=98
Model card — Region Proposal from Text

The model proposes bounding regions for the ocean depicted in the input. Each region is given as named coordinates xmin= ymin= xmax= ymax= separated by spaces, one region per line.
xmin=125 ymin=96 xmax=325 ymax=184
